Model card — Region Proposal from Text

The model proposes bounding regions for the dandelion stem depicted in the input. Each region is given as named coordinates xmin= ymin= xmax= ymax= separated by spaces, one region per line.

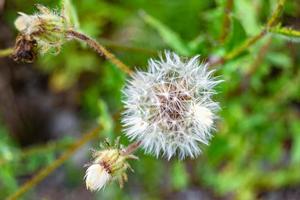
xmin=122 ymin=141 xmax=141 ymax=156
xmin=6 ymin=126 xmax=102 ymax=200
xmin=67 ymin=30 xmax=133 ymax=75
xmin=209 ymin=0 xmax=287 ymax=68
xmin=0 ymin=48 xmax=13 ymax=57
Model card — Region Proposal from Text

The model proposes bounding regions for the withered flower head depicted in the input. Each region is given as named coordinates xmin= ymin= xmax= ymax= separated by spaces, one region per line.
xmin=13 ymin=4 xmax=71 ymax=60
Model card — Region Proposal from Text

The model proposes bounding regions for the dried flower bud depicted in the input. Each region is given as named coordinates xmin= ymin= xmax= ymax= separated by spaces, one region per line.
xmin=14 ymin=4 xmax=70 ymax=56
xmin=85 ymin=139 xmax=137 ymax=191
xmin=11 ymin=34 xmax=37 ymax=63
xmin=122 ymin=51 xmax=221 ymax=160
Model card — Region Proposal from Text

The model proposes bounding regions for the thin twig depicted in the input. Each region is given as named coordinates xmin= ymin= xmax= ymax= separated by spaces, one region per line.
xmin=225 ymin=30 xmax=267 ymax=61
xmin=219 ymin=0 xmax=234 ymax=43
xmin=0 ymin=139 xmax=73 ymax=166
xmin=209 ymin=0 xmax=287 ymax=68
xmin=0 ymin=48 xmax=13 ymax=57
xmin=99 ymin=39 xmax=157 ymax=55
xmin=6 ymin=126 xmax=102 ymax=200
xmin=67 ymin=30 xmax=133 ymax=75
xmin=246 ymin=37 xmax=272 ymax=78
xmin=208 ymin=31 xmax=266 ymax=67
xmin=266 ymin=0 xmax=287 ymax=28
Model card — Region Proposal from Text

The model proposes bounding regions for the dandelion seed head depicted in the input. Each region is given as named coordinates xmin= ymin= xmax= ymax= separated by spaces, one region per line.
xmin=122 ymin=51 xmax=221 ymax=159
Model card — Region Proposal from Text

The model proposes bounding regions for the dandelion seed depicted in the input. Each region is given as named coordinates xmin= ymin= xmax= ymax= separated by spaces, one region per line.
xmin=122 ymin=51 xmax=221 ymax=159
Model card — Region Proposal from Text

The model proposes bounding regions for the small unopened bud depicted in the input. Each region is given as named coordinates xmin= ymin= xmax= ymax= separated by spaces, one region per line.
xmin=85 ymin=139 xmax=137 ymax=191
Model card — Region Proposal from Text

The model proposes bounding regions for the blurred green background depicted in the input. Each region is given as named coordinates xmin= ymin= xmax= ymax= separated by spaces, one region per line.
xmin=0 ymin=0 xmax=300 ymax=199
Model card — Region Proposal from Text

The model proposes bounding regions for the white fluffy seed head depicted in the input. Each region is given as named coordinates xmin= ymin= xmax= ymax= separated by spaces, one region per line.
xmin=85 ymin=164 xmax=111 ymax=191
xmin=122 ymin=51 xmax=221 ymax=160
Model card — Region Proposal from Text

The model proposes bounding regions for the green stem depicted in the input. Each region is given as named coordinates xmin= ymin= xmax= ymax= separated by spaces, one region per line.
xmin=208 ymin=31 xmax=267 ymax=67
xmin=6 ymin=126 xmax=102 ymax=200
xmin=269 ymin=26 xmax=300 ymax=38
xmin=266 ymin=0 xmax=287 ymax=28
xmin=0 ymin=48 xmax=13 ymax=57
xmin=224 ymin=30 xmax=267 ymax=61
xmin=209 ymin=0 xmax=287 ymax=68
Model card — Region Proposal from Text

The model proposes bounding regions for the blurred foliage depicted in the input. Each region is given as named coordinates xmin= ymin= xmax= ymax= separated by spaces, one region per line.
xmin=1 ymin=0 xmax=300 ymax=199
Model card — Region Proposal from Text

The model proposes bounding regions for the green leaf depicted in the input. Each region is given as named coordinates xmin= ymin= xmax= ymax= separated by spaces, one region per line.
xmin=187 ymin=35 xmax=207 ymax=53
xmin=0 ymin=166 xmax=18 ymax=198
xmin=266 ymin=52 xmax=292 ymax=68
xmin=225 ymin=17 xmax=247 ymax=52
xmin=97 ymin=99 xmax=114 ymax=139
xmin=291 ymin=122 xmax=300 ymax=164
xmin=140 ymin=11 xmax=191 ymax=55
xmin=235 ymin=0 xmax=260 ymax=34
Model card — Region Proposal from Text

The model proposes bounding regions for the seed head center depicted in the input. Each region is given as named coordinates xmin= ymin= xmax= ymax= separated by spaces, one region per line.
xmin=154 ymin=83 xmax=191 ymax=128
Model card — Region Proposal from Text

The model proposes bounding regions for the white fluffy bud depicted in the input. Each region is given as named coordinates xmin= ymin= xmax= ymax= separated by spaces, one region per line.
xmin=85 ymin=164 xmax=111 ymax=191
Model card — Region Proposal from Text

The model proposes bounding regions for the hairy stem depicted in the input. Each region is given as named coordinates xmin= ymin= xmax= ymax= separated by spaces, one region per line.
xmin=266 ymin=0 xmax=287 ymax=28
xmin=67 ymin=30 xmax=133 ymax=75
xmin=219 ymin=0 xmax=234 ymax=43
xmin=269 ymin=26 xmax=300 ymax=38
xmin=122 ymin=141 xmax=142 ymax=156
xmin=0 ymin=48 xmax=13 ymax=57
xmin=99 ymin=38 xmax=156 ymax=55
xmin=6 ymin=126 xmax=102 ymax=200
